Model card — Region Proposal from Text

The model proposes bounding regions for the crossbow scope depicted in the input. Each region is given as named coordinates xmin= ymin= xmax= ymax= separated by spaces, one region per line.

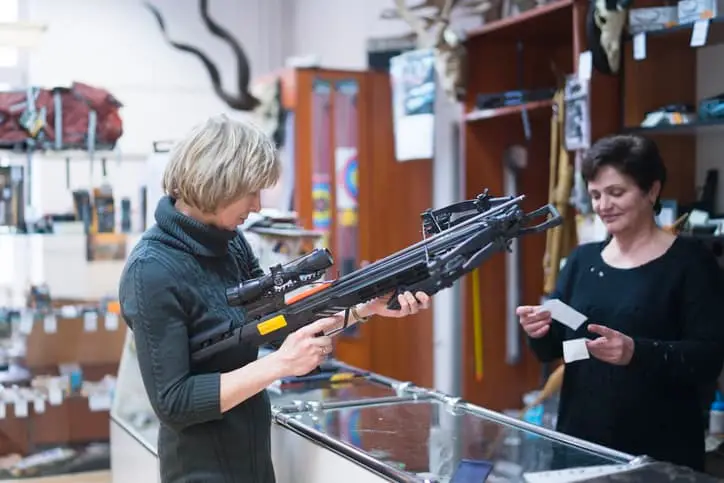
xmin=190 ymin=190 xmax=563 ymax=363
xmin=225 ymin=248 xmax=333 ymax=307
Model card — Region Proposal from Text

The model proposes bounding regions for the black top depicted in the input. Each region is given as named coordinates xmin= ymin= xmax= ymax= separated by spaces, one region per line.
xmin=530 ymin=236 xmax=724 ymax=471
xmin=118 ymin=196 xmax=275 ymax=483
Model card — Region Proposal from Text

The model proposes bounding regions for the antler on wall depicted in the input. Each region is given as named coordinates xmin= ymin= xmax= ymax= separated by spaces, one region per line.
xmin=144 ymin=0 xmax=260 ymax=111
xmin=386 ymin=0 xmax=468 ymax=102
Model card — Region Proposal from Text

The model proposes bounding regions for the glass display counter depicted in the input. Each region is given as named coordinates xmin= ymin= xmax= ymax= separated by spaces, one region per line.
xmin=109 ymin=331 xmax=160 ymax=483
xmin=114 ymin=339 xmax=714 ymax=483
xmin=271 ymin=391 xmax=642 ymax=483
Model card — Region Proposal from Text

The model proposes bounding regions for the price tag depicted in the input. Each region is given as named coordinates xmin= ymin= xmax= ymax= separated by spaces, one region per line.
xmin=19 ymin=311 xmax=33 ymax=335
xmin=43 ymin=314 xmax=57 ymax=333
xmin=691 ymin=19 xmax=710 ymax=47
xmin=633 ymin=32 xmax=647 ymax=60
xmin=88 ymin=392 xmax=113 ymax=412
xmin=577 ymin=50 xmax=592 ymax=81
xmin=33 ymin=398 xmax=46 ymax=414
xmin=0 ymin=403 xmax=5 ymax=419
xmin=14 ymin=399 xmax=28 ymax=418
xmin=105 ymin=312 xmax=119 ymax=331
xmin=83 ymin=311 xmax=98 ymax=332
xmin=48 ymin=387 xmax=63 ymax=406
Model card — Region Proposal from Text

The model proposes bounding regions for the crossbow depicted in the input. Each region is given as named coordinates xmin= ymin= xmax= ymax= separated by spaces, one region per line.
xmin=189 ymin=191 xmax=562 ymax=362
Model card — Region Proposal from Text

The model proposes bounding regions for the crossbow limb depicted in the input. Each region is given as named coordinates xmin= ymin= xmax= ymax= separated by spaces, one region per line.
xmin=189 ymin=191 xmax=563 ymax=363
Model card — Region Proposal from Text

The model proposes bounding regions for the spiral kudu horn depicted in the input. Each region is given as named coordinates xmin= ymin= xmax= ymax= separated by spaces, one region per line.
xmin=144 ymin=0 xmax=261 ymax=111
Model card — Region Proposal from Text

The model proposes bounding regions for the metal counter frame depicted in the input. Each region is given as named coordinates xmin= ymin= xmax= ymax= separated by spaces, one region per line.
xmin=269 ymin=360 xmax=429 ymax=414
xmin=272 ymin=381 xmax=647 ymax=483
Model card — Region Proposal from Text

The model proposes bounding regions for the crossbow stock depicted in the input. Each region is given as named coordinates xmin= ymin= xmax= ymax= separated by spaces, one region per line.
xmin=190 ymin=191 xmax=562 ymax=363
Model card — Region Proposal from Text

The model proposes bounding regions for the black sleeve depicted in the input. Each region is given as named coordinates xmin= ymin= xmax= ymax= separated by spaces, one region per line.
xmin=119 ymin=258 xmax=222 ymax=432
xmin=629 ymin=245 xmax=724 ymax=386
xmin=527 ymin=246 xmax=583 ymax=363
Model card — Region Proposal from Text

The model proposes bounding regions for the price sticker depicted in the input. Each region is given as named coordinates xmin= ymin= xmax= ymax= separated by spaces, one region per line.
xmin=633 ymin=32 xmax=647 ymax=60
xmin=15 ymin=399 xmax=28 ymax=418
xmin=83 ymin=311 xmax=98 ymax=332
xmin=691 ymin=19 xmax=710 ymax=47
xmin=44 ymin=314 xmax=57 ymax=333
xmin=34 ymin=398 xmax=46 ymax=414
xmin=105 ymin=312 xmax=119 ymax=331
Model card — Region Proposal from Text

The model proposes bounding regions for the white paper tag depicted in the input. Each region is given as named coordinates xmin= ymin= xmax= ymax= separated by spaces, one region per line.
xmin=33 ymin=398 xmax=46 ymax=414
xmin=14 ymin=399 xmax=28 ymax=418
xmin=633 ymin=33 xmax=646 ymax=60
xmin=104 ymin=313 xmax=119 ymax=331
xmin=88 ymin=393 xmax=113 ymax=412
xmin=691 ymin=19 xmax=710 ymax=47
xmin=43 ymin=314 xmax=57 ymax=333
xmin=563 ymin=338 xmax=590 ymax=363
xmin=0 ymin=403 xmax=5 ymax=419
xmin=578 ymin=51 xmax=592 ymax=81
xmin=83 ymin=312 xmax=98 ymax=332
xmin=19 ymin=311 xmax=34 ymax=335
xmin=540 ymin=299 xmax=587 ymax=330
xmin=48 ymin=387 xmax=63 ymax=406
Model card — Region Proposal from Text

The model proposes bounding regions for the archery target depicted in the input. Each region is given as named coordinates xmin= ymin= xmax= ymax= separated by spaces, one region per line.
xmin=312 ymin=180 xmax=331 ymax=230
xmin=335 ymin=147 xmax=358 ymax=209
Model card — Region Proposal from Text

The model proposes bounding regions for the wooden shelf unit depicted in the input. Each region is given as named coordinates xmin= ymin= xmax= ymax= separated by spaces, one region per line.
xmin=460 ymin=0 xmax=620 ymax=411
xmin=619 ymin=0 xmax=706 ymax=205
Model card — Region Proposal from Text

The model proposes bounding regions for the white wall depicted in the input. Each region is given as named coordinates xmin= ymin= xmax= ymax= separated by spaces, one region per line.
xmin=696 ymin=46 xmax=724 ymax=213
xmin=288 ymin=0 xmax=483 ymax=70
xmin=0 ymin=0 xmax=293 ymax=299
xmin=27 ymin=0 xmax=289 ymax=155
xmin=7 ymin=0 xmax=290 ymax=223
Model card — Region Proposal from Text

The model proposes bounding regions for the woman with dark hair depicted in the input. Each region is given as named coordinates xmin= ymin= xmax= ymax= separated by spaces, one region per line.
xmin=516 ymin=134 xmax=724 ymax=471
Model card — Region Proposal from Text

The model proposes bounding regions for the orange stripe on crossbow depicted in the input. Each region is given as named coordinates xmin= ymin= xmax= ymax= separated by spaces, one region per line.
xmin=286 ymin=282 xmax=333 ymax=304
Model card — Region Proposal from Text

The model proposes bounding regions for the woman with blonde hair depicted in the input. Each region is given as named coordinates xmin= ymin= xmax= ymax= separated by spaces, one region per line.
xmin=119 ymin=114 xmax=430 ymax=483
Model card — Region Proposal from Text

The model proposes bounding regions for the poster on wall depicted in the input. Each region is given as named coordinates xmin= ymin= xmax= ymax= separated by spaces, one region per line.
xmin=311 ymin=79 xmax=333 ymax=257
xmin=389 ymin=48 xmax=436 ymax=162
xmin=335 ymin=146 xmax=358 ymax=267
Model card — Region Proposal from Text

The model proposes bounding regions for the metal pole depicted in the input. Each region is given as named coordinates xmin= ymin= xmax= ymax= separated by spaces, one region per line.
xmin=432 ymin=81 xmax=463 ymax=397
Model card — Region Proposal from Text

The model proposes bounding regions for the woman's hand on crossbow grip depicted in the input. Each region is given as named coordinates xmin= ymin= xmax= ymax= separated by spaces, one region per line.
xmin=357 ymin=260 xmax=432 ymax=318
xmin=363 ymin=291 xmax=431 ymax=318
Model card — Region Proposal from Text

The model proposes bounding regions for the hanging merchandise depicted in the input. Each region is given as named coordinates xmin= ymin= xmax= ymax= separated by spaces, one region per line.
xmin=0 ymin=164 xmax=24 ymax=231
xmin=543 ymin=89 xmax=578 ymax=296
xmin=586 ymin=0 xmax=632 ymax=75
xmin=389 ymin=48 xmax=436 ymax=162
xmin=563 ymin=74 xmax=591 ymax=151
xmin=0 ymin=82 xmax=123 ymax=151
xmin=503 ymin=145 xmax=527 ymax=366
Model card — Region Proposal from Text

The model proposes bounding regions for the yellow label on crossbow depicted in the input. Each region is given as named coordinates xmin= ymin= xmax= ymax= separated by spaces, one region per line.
xmin=257 ymin=315 xmax=288 ymax=335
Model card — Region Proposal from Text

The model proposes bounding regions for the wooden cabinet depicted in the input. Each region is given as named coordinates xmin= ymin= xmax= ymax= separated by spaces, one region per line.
xmin=459 ymin=0 xmax=621 ymax=411
xmin=270 ymin=68 xmax=434 ymax=388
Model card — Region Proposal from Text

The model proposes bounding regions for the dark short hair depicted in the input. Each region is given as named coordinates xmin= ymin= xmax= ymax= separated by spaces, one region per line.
xmin=581 ymin=134 xmax=667 ymax=214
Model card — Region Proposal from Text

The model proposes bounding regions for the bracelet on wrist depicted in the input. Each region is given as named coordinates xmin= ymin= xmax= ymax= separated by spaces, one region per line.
xmin=351 ymin=304 xmax=370 ymax=323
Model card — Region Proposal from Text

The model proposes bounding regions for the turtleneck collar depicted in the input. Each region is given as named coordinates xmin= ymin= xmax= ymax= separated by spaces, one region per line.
xmin=152 ymin=196 xmax=238 ymax=257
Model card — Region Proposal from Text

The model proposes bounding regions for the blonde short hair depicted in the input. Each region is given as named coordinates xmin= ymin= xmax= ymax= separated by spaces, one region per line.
xmin=162 ymin=114 xmax=281 ymax=213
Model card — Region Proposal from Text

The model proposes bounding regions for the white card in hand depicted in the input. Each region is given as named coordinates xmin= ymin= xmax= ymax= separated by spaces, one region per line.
xmin=563 ymin=338 xmax=590 ymax=363
xmin=540 ymin=298 xmax=587 ymax=331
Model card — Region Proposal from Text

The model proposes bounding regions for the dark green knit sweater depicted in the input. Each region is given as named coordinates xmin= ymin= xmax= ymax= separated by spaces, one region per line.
xmin=119 ymin=196 xmax=275 ymax=483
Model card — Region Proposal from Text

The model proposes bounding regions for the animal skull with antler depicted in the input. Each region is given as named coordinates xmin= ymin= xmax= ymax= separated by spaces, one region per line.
xmin=388 ymin=0 xmax=469 ymax=102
